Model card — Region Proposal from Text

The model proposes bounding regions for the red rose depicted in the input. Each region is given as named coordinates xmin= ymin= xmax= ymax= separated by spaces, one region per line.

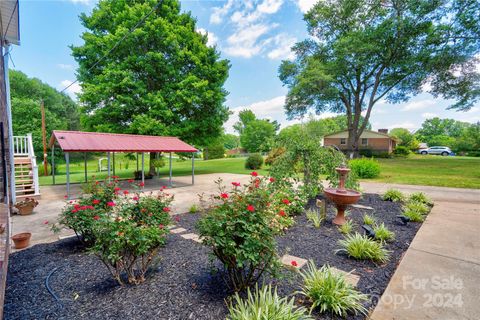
xmin=139 ymin=182 xmax=145 ymax=187
xmin=95 ymin=181 xmax=100 ymax=185
xmin=107 ymin=201 xmax=116 ymax=207
xmin=220 ymin=193 xmax=229 ymax=199
xmin=269 ymin=177 xmax=275 ymax=182
xmin=141 ymin=208 xmax=147 ymax=213
xmin=64 ymin=195 xmax=68 ymax=199
xmin=175 ymin=216 xmax=180 ymax=222
xmin=247 ymin=205 xmax=255 ymax=212
xmin=278 ymin=210 xmax=286 ymax=217
xmin=163 ymin=207 xmax=171 ymax=212
xmin=159 ymin=224 xmax=164 ymax=229
xmin=123 ymin=190 xmax=129 ymax=195
xmin=128 ymin=179 xmax=134 ymax=183
xmin=291 ymin=260 xmax=298 ymax=267
xmin=282 ymin=199 xmax=290 ymax=205
xmin=114 ymin=187 xmax=121 ymax=191
xmin=232 ymin=182 xmax=241 ymax=187
xmin=43 ymin=220 xmax=49 ymax=225
xmin=92 ymin=199 xmax=100 ymax=205
xmin=112 ymin=175 xmax=119 ymax=179
xmin=133 ymin=196 xmax=139 ymax=201
xmin=251 ymin=171 xmax=258 ymax=177
xmin=93 ymin=215 xmax=100 ymax=220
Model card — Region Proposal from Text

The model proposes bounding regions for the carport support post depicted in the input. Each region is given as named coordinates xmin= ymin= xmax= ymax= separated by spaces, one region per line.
xmin=169 ymin=152 xmax=172 ymax=187
xmin=107 ymin=152 xmax=111 ymax=181
xmin=112 ymin=152 xmax=116 ymax=176
xmin=191 ymin=153 xmax=195 ymax=185
xmin=84 ymin=152 xmax=88 ymax=182
xmin=136 ymin=153 xmax=139 ymax=171
xmin=51 ymin=145 xmax=55 ymax=185
xmin=141 ymin=153 xmax=145 ymax=188
xmin=65 ymin=152 xmax=70 ymax=199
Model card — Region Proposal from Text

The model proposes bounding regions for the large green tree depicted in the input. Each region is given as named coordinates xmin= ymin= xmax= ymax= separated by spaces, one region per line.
xmin=415 ymin=117 xmax=471 ymax=147
xmin=71 ymin=0 xmax=230 ymax=171
xmin=279 ymin=0 xmax=480 ymax=157
xmin=10 ymin=70 xmax=80 ymax=154
xmin=240 ymin=120 xmax=277 ymax=153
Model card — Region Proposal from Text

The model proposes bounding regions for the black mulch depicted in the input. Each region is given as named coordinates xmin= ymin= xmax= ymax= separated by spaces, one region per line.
xmin=4 ymin=194 xmax=423 ymax=320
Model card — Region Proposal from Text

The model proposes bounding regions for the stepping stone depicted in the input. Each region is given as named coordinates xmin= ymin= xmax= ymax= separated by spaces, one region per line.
xmin=170 ymin=227 xmax=187 ymax=234
xmin=180 ymin=233 xmax=201 ymax=243
xmin=167 ymin=225 xmax=176 ymax=230
xmin=351 ymin=204 xmax=374 ymax=210
xmin=330 ymin=267 xmax=360 ymax=287
xmin=280 ymin=254 xmax=308 ymax=269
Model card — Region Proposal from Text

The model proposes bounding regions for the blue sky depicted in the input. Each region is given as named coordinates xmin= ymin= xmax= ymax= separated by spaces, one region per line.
xmin=10 ymin=0 xmax=480 ymax=134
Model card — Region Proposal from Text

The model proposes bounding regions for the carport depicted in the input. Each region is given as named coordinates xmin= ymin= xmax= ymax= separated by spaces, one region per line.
xmin=49 ymin=130 xmax=197 ymax=199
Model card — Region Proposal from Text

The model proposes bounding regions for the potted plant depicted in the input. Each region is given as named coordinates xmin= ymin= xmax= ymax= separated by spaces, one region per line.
xmin=12 ymin=232 xmax=32 ymax=249
xmin=14 ymin=198 xmax=39 ymax=215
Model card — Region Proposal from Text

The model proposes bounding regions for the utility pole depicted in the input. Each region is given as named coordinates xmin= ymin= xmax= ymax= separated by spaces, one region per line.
xmin=41 ymin=100 xmax=48 ymax=176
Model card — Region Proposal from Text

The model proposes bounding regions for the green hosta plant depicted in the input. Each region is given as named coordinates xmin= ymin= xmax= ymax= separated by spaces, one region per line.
xmin=363 ymin=214 xmax=376 ymax=226
xmin=197 ymin=174 xmax=281 ymax=291
xmin=227 ymin=284 xmax=312 ymax=320
xmin=92 ymin=191 xmax=173 ymax=285
xmin=382 ymin=189 xmax=405 ymax=202
xmin=373 ymin=223 xmax=395 ymax=242
xmin=408 ymin=192 xmax=434 ymax=207
xmin=337 ymin=233 xmax=390 ymax=263
xmin=338 ymin=220 xmax=355 ymax=235
xmin=298 ymin=261 xmax=368 ymax=317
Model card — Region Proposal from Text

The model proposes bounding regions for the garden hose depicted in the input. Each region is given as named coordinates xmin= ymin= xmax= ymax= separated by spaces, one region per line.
xmin=45 ymin=267 xmax=64 ymax=309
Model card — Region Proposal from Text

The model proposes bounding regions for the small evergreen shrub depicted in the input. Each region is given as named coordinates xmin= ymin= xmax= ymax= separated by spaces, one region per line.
xmin=227 ymin=284 xmax=312 ymax=320
xmin=382 ymin=189 xmax=405 ymax=202
xmin=298 ymin=261 xmax=368 ymax=317
xmin=245 ymin=153 xmax=264 ymax=169
xmin=337 ymin=233 xmax=390 ymax=263
xmin=363 ymin=214 xmax=376 ymax=226
xmin=373 ymin=223 xmax=395 ymax=242
xmin=394 ymin=146 xmax=411 ymax=156
xmin=408 ymin=192 xmax=433 ymax=207
xmin=204 ymin=144 xmax=225 ymax=160
xmin=338 ymin=220 xmax=355 ymax=235
xmin=349 ymin=158 xmax=380 ymax=178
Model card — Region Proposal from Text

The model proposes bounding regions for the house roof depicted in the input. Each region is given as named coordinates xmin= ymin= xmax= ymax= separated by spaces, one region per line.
xmin=324 ymin=129 xmax=398 ymax=140
xmin=0 ymin=0 xmax=20 ymax=45
xmin=49 ymin=130 xmax=197 ymax=153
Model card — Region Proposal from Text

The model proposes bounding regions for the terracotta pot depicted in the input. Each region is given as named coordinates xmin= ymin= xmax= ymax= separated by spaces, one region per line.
xmin=12 ymin=232 xmax=31 ymax=249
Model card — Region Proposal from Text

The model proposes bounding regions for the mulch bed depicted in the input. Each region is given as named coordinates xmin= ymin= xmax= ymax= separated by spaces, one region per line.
xmin=4 ymin=193 xmax=423 ymax=320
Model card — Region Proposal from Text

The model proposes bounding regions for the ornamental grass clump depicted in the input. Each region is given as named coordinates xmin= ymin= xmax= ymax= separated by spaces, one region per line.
xmin=408 ymin=192 xmax=434 ymax=207
xmin=198 ymin=174 xmax=286 ymax=291
xmin=92 ymin=190 xmax=173 ymax=285
xmin=227 ymin=284 xmax=312 ymax=320
xmin=306 ymin=208 xmax=323 ymax=228
xmin=298 ymin=261 xmax=368 ymax=317
xmin=338 ymin=220 xmax=355 ymax=235
xmin=402 ymin=201 xmax=430 ymax=222
xmin=337 ymin=233 xmax=390 ymax=263
xmin=373 ymin=223 xmax=395 ymax=242
xmin=382 ymin=189 xmax=405 ymax=202
xmin=363 ymin=214 xmax=376 ymax=226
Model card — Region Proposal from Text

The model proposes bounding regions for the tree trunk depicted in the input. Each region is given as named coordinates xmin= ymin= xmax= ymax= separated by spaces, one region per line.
xmin=347 ymin=128 xmax=360 ymax=159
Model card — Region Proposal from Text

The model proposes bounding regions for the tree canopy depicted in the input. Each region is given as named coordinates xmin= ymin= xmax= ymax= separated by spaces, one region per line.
xmin=415 ymin=117 xmax=476 ymax=151
xmin=279 ymin=0 xmax=480 ymax=155
xmin=10 ymin=70 xmax=80 ymax=153
xmin=71 ymin=0 xmax=230 ymax=147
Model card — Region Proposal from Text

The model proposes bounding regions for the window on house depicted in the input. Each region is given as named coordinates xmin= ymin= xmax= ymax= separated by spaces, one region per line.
xmin=361 ymin=138 xmax=368 ymax=145
xmin=340 ymin=138 xmax=346 ymax=145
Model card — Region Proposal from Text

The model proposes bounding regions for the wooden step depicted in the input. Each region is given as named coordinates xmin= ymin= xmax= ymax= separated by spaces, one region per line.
xmin=16 ymin=194 xmax=41 ymax=200
xmin=14 ymin=159 xmax=31 ymax=165
xmin=15 ymin=179 xmax=33 ymax=184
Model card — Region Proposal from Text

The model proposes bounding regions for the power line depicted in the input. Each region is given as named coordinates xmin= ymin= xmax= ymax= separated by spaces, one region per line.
xmin=60 ymin=0 xmax=164 ymax=94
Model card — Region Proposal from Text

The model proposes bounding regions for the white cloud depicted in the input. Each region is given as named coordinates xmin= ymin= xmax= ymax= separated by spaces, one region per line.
xmin=296 ymin=0 xmax=317 ymax=13
xmin=57 ymin=63 xmax=74 ymax=70
xmin=210 ymin=0 xmax=235 ymax=24
xmin=67 ymin=0 xmax=94 ymax=5
xmin=266 ymin=33 xmax=297 ymax=60
xmin=60 ymin=80 xmax=81 ymax=99
xmin=401 ymin=100 xmax=436 ymax=111
xmin=421 ymin=112 xmax=438 ymax=118
xmin=197 ymin=28 xmax=218 ymax=47
xmin=258 ymin=0 xmax=284 ymax=14
xmin=224 ymin=24 xmax=273 ymax=58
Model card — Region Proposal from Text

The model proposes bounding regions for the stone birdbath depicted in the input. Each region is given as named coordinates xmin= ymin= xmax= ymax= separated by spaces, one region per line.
xmin=324 ymin=165 xmax=361 ymax=225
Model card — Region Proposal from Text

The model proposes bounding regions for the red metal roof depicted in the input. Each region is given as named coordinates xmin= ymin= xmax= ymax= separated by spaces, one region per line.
xmin=49 ymin=130 xmax=197 ymax=153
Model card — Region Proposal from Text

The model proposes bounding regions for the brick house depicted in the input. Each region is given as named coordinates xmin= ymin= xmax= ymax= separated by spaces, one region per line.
xmin=323 ymin=129 xmax=397 ymax=153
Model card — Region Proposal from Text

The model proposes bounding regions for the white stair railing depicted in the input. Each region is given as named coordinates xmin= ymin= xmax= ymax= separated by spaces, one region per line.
xmin=12 ymin=135 xmax=29 ymax=156
xmin=13 ymin=133 xmax=40 ymax=196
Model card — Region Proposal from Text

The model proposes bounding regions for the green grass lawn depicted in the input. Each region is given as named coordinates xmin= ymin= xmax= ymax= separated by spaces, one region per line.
xmin=39 ymin=154 xmax=480 ymax=189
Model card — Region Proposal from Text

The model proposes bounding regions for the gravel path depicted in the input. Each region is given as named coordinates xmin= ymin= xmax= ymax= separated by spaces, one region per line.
xmin=4 ymin=194 xmax=422 ymax=320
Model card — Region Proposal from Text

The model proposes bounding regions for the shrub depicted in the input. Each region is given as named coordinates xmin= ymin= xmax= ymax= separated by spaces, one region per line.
xmin=306 ymin=208 xmax=323 ymax=228
xmin=227 ymin=284 xmax=312 ymax=320
xmin=374 ymin=223 xmax=395 ymax=242
xmin=363 ymin=214 xmax=376 ymax=226
xmin=359 ymin=148 xmax=373 ymax=158
xmin=382 ymin=189 xmax=405 ymax=202
xmin=265 ymin=147 xmax=286 ymax=166
xmin=337 ymin=233 xmax=390 ymax=263
xmin=394 ymin=146 xmax=411 ymax=156
xmin=92 ymin=191 xmax=173 ymax=285
xmin=338 ymin=220 xmax=355 ymax=235
xmin=245 ymin=153 xmax=264 ymax=169
xmin=204 ymin=144 xmax=225 ymax=160
xmin=408 ymin=192 xmax=433 ymax=207
xmin=298 ymin=261 xmax=368 ymax=317
xmin=402 ymin=201 xmax=430 ymax=222
xmin=349 ymin=158 xmax=380 ymax=178
xmin=197 ymin=175 xmax=281 ymax=291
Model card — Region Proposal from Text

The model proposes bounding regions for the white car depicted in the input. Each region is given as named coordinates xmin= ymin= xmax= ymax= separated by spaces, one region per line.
xmin=419 ymin=146 xmax=453 ymax=156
